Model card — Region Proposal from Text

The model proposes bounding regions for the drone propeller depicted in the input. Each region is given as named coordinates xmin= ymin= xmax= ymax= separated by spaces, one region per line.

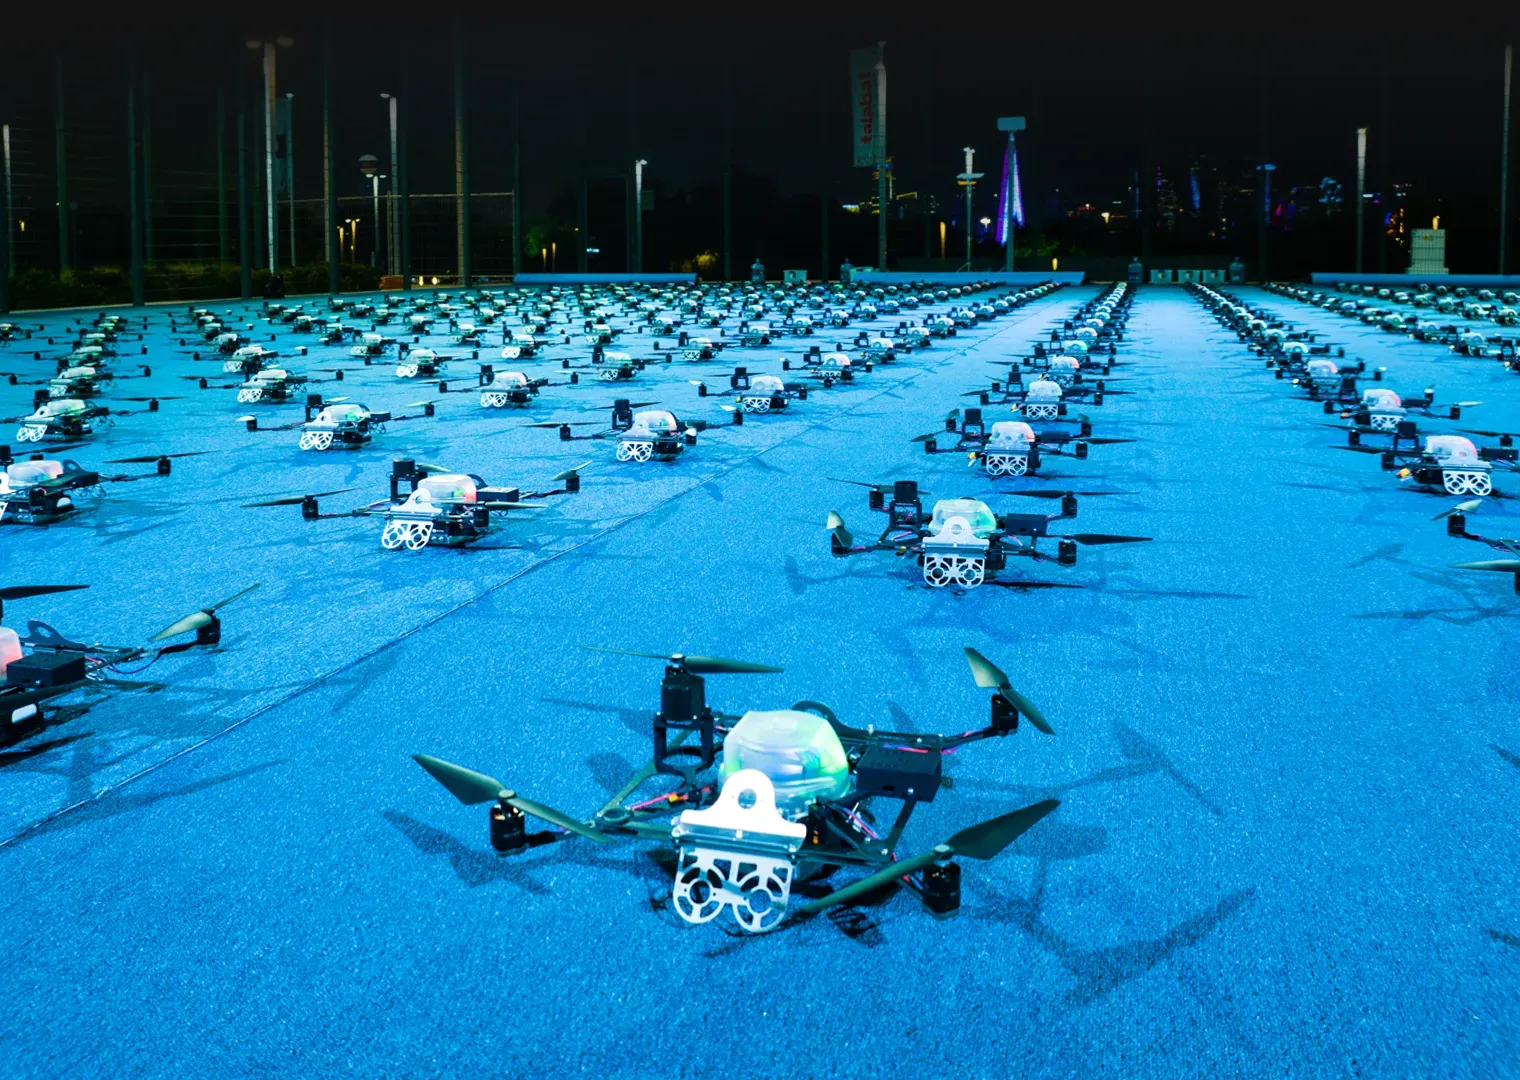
xmin=148 ymin=583 xmax=260 ymax=642
xmin=552 ymin=461 xmax=592 ymax=482
xmin=0 ymin=584 xmax=89 ymax=603
xmin=114 ymin=396 xmax=186 ymax=403
xmin=796 ymin=799 xmax=1060 ymax=916
xmin=414 ymin=463 xmax=454 ymax=475
xmin=411 ymin=755 xmax=612 ymax=844
xmin=243 ymin=488 xmax=355 ymax=507
xmin=1461 ymin=428 xmax=1520 ymax=439
xmin=104 ymin=451 xmax=216 ymax=464
xmin=578 ymin=645 xmax=782 ymax=675
xmin=1433 ymin=498 xmax=1483 ymax=521
xmin=963 ymin=647 xmax=1052 ymax=734
xmin=1004 ymin=489 xmax=1134 ymax=499
xmin=1061 ymin=533 xmax=1153 ymax=546
xmin=526 ymin=420 xmax=597 ymax=429
xmin=1450 ymin=558 xmax=1520 ymax=573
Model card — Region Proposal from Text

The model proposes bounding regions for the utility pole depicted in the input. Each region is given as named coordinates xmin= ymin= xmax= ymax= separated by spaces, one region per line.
xmin=0 ymin=124 xmax=10 ymax=313
xmin=217 ymin=84 xmax=229 ymax=265
xmin=55 ymin=56 xmax=71 ymax=273
xmin=453 ymin=22 xmax=470 ymax=286
xmin=956 ymin=147 xmax=982 ymax=271
xmin=634 ymin=159 xmax=647 ymax=272
xmin=875 ymin=41 xmax=887 ymax=270
xmin=399 ymin=54 xmax=411 ymax=289
xmin=1356 ymin=127 xmax=1367 ymax=273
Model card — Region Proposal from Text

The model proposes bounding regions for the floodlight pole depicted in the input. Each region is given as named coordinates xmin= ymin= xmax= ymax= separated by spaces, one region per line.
xmin=454 ymin=22 xmax=471 ymax=287
xmin=127 ymin=50 xmax=144 ymax=306
xmin=238 ymin=56 xmax=251 ymax=297
xmin=399 ymin=55 xmax=411 ymax=289
xmin=217 ymin=84 xmax=229 ymax=265
xmin=634 ymin=158 xmax=647 ymax=272
xmin=956 ymin=147 xmax=982 ymax=272
xmin=383 ymin=93 xmax=397 ymax=276
xmin=1502 ymin=43 xmax=1513 ymax=275
xmin=1355 ymin=128 xmax=1367 ymax=273
xmin=263 ymin=42 xmax=277 ymax=272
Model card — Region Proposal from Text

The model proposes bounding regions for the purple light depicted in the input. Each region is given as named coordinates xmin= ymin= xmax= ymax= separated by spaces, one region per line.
xmin=995 ymin=134 xmax=1024 ymax=245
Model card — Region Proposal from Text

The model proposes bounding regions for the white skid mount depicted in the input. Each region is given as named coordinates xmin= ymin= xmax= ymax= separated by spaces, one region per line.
xmin=16 ymin=423 xmax=47 ymax=442
xmin=379 ymin=490 xmax=439 ymax=551
xmin=616 ymin=439 xmax=655 ymax=462
xmin=983 ymin=451 xmax=1029 ymax=477
xmin=670 ymin=770 xmax=807 ymax=933
xmin=1022 ymin=402 xmax=1058 ymax=421
xmin=739 ymin=395 xmax=774 ymax=413
xmin=298 ymin=430 xmax=335 ymax=451
xmin=921 ymin=514 xmax=992 ymax=588
xmin=235 ymin=386 xmax=265 ymax=404
xmin=1443 ymin=469 xmax=1493 ymax=496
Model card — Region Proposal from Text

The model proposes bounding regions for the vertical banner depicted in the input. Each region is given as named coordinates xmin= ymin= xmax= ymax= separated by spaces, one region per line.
xmin=275 ymin=96 xmax=292 ymax=197
xmin=850 ymin=47 xmax=877 ymax=167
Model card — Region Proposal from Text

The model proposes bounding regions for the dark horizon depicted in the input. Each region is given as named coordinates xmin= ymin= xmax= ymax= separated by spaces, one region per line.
xmin=3 ymin=5 xmax=1517 ymax=284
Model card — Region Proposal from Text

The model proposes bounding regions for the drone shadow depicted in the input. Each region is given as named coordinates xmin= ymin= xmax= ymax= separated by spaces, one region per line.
xmin=542 ymin=696 xmax=649 ymax=738
xmin=1486 ymin=929 xmax=1520 ymax=949
xmin=953 ymin=720 xmax=1223 ymax=819
xmin=1 ymin=759 xmax=284 ymax=850
xmin=1494 ymin=746 xmax=1520 ymax=772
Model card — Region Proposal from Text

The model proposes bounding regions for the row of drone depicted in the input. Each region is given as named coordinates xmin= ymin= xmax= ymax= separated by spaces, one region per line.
xmin=1190 ymin=283 xmax=1520 ymax=591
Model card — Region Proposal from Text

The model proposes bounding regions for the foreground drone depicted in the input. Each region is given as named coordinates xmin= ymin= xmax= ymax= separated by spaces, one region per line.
xmin=413 ymin=646 xmax=1060 ymax=933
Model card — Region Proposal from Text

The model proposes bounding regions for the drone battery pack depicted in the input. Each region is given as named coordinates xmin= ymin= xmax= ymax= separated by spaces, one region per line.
xmin=6 ymin=651 xmax=87 ymax=689
xmin=854 ymin=745 xmax=942 ymax=803
xmin=477 ymin=487 xmax=521 ymax=503
xmin=998 ymin=512 xmax=1052 ymax=537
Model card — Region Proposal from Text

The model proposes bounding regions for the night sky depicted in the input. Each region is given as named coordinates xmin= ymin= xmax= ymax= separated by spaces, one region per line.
xmin=3 ymin=3 xmax=1517 ymax=272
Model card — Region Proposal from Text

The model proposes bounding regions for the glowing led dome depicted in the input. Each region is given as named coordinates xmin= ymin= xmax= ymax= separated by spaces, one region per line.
xmin=721 ymin=709 xmax=849 ymax=816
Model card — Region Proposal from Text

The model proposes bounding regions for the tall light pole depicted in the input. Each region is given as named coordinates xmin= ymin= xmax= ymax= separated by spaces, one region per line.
xmin=956 ymin=146 xmax=982 ymax=271
xmin=634 ymin=158 xmax=647 ymax=272
xmin=1355 ymin=128 xmax=1367 ymax=273
xmin=285 ymin=92 xmax=295 ymax=267
xmin=0 ymin=123 xmax=10 ymax=313
xmin=381 ymin=92 xmax=398 ymax=275
xmin=246 ymin=36 xmax=292 ymax=274
xmin=875 ymin=42 xmax=888 ymax=271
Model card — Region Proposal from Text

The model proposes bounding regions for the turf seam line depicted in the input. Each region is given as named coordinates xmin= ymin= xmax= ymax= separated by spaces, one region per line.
xmin=0 ymin=293 xmax=1074 ymax=849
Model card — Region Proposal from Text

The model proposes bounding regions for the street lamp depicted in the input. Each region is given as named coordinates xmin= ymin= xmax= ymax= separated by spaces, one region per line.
xmin=245 ymin=36 xmax=293 ymax=273
xmin=380 ymin=92 xmax=398 ymax=274
xmin=634 ymin=158 xmax=648 ymax=273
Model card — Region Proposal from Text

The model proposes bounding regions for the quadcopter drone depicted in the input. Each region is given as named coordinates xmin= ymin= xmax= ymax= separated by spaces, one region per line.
xmin=965 ymin=373 xmax=1113 ymax=418
xmin=500 ymin=331 xmax=542 ymax=360
xmin=246 ymin=458 xmax=586 ymax=551
xmin=411 ymin=645 xmax=1060 ymax=932
xmin=913 ymin=408 xmax=1131 ymax=477
xmin=1339 ymin=430 xmax=1515 ymax=497
xmin=349 ymin=332 xmax=399 ymax=359
xmin=296 ymin=395 xmax=430 ymax=451
xmin=15 ymin=398 xmax=112 ymax=443
xmin=691 ymin=368 xmax=809 ymax=413
xmin=396 ymin=348 xmax=452 ymax=380
xmin=530 ymin=398 xmax=741 ymax=462
xmin=1 ymin=582 xmax=258 ymax=744
xmin=0 ymin=445 xmax=204 ymax=525
xmin=827 ymin=479 xmax=1150 ymax=589
xmin=478 ymin=367 xmax=554 ymax=408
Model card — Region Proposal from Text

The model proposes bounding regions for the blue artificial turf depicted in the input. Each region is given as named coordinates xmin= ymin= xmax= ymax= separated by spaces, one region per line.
xmin=0 ymin=283 xmax=1516 ymax=1078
